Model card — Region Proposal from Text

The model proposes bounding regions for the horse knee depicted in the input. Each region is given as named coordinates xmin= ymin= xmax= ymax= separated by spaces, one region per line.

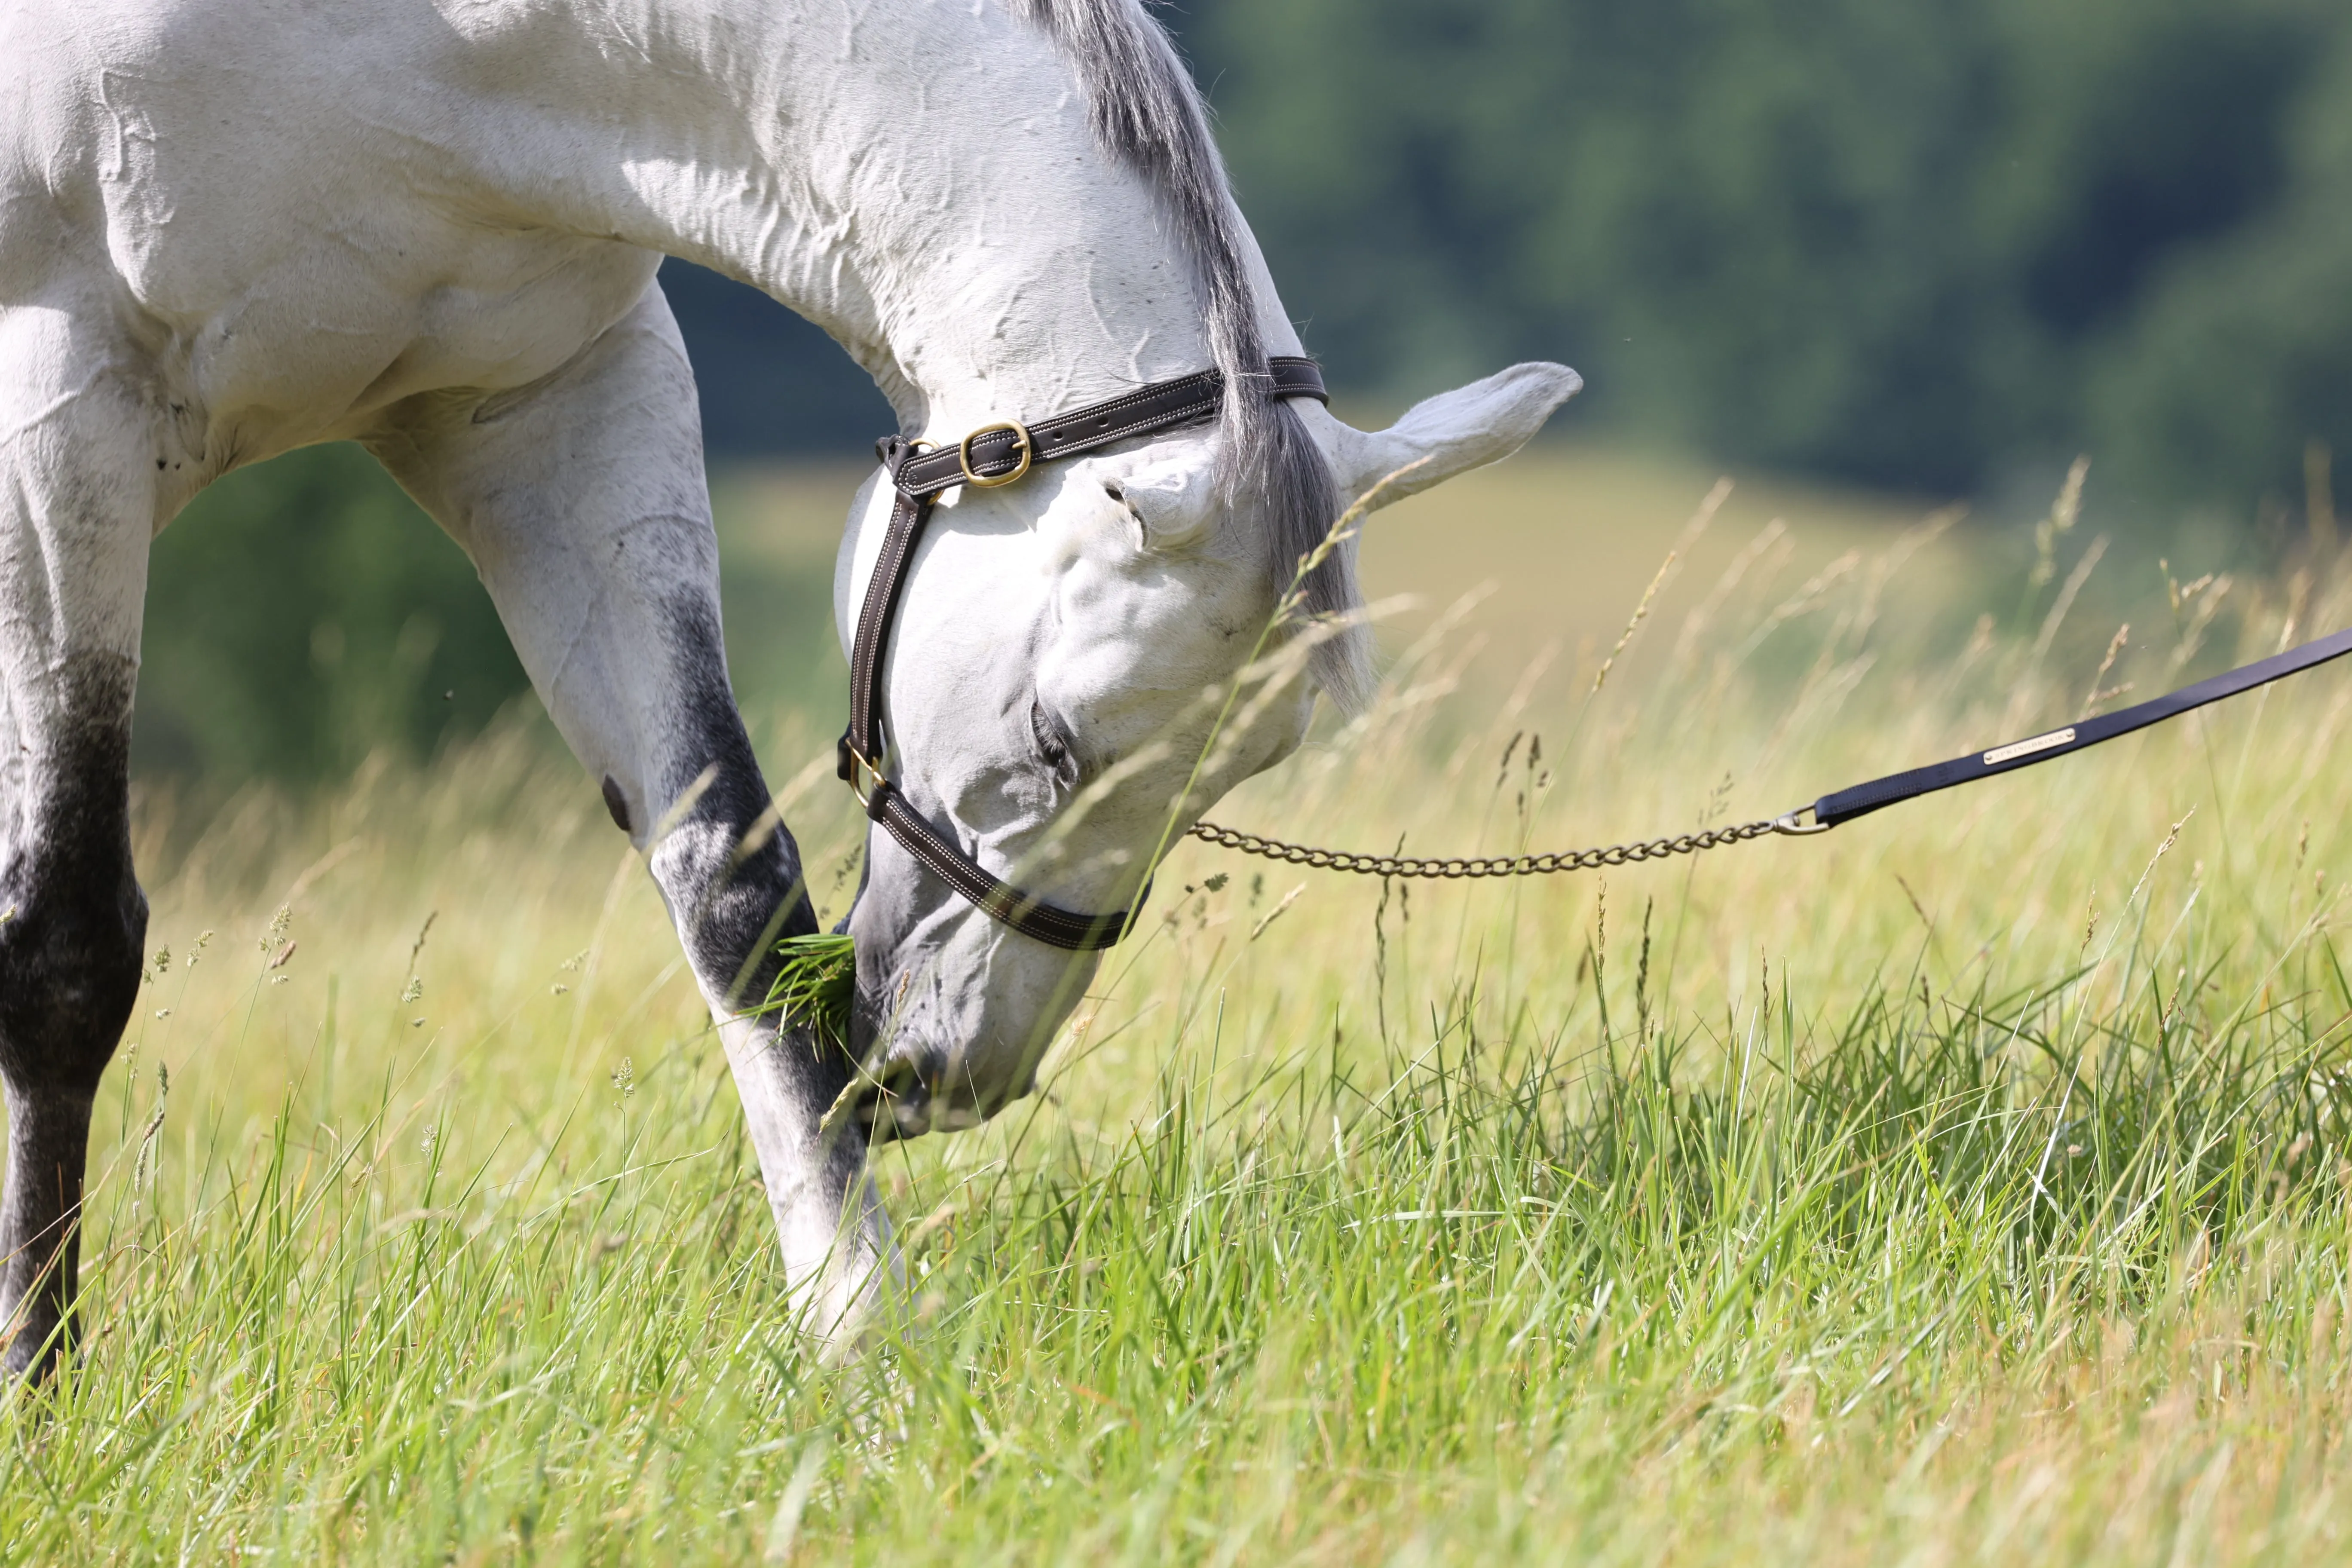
xmin=0 ymin=748 xmax=146 ymax=1093
xmin=0 ymin=874 xmax=145 ymax=1092
xmin=649 ymin=800 xmax=816 ymax=1007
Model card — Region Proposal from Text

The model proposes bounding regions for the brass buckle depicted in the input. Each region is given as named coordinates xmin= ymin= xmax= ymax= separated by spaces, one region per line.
xmin=1770 ymin=805 xmax=1832 ymax=836
xmin=958 ymin=421 xmax=1034 ymax=489
xmin=840 ymin=738 xmax=882 ymax=809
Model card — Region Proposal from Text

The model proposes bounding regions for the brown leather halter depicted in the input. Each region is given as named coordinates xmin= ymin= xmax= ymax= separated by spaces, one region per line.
xmin=839 ymin=357 xmax=1330 ymax=951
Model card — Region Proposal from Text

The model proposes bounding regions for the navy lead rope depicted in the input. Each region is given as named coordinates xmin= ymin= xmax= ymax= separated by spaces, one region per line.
xmin=1807 ymin=624 xmax=2352 ymax=827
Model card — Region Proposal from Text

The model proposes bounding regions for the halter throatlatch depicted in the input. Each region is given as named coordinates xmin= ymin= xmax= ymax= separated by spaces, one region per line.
xmin=841 ymin=357 xmax=1330 ymax=951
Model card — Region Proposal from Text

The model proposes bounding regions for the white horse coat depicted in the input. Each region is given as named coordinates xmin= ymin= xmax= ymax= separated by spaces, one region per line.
xmin=0 ymin=0 xmax=1576 ymax=1371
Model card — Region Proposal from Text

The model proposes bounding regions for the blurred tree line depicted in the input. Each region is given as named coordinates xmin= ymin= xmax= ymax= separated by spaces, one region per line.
xmin=139 ymin=0 xmax=2352 ymax=785
xmin=1176 ymin=0 xmax=2352 ymax=518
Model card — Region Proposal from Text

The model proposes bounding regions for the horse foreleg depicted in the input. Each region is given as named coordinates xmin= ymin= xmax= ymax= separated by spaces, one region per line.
xmin=0 ymin=308 xmax=155 ymax=1379
xmin=370 ymin=283 xmax=897 ymax=1342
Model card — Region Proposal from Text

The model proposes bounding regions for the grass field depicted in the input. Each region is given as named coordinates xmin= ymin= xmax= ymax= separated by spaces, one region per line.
xmin=9 ymin=447 xmax=2352 ymax=1563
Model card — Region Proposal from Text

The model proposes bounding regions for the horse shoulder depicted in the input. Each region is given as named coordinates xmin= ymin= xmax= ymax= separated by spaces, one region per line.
xmin=5 ymin=0 xmax=672 ymax=477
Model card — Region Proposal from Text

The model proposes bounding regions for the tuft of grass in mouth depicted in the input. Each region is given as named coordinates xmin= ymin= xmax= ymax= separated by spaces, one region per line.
xmin=759 ymin=930 xmax=856 ymax=1050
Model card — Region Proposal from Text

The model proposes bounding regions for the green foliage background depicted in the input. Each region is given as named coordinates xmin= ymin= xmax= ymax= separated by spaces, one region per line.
xmin=135 ymin=445 xmax=527 ymax=786
xmin=1179 ymin=0 xmax=2352 ymax=513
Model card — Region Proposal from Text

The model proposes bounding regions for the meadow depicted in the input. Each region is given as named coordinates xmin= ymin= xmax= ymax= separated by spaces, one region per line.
xmin=6 ymin=447 xmax=2352 ymax=1564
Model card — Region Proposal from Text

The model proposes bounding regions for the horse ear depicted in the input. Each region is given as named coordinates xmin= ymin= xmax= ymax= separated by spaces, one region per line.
xmin=1324 ymin=362 xmax=1582 ymax=514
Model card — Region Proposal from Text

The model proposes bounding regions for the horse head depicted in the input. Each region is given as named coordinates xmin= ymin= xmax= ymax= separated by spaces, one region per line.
xmin=835 ymin=361 xmax=1579 ymax=1139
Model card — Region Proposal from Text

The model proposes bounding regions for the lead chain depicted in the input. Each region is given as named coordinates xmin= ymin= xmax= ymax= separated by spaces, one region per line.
xmin=1184 ymin=816 xmax=1785 ymax=879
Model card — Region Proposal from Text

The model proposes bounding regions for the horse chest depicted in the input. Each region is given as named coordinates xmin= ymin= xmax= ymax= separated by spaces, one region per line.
xmin=1 ymin=8 xmax=658 ymax=466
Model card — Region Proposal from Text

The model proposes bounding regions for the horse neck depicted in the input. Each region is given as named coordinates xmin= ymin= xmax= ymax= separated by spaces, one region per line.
xmin=468 ymin=0 xmax=1228 ymax=434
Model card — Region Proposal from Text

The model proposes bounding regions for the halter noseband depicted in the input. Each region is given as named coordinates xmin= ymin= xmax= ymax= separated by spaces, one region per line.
xmin=840 ymin=356 xmax=1330 ymax=951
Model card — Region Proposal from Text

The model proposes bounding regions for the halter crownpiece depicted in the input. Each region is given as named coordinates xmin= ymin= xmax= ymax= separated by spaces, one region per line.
xmin=841 ymin=356 xmax=1330 ymax=951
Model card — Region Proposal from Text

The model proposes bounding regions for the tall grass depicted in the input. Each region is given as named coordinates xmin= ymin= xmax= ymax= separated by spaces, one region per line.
xmin=9 ymin=472 xmax=2352 ymax=1563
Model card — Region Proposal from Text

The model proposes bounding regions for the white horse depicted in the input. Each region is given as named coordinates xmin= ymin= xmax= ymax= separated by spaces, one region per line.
xmin=0 ymin=0 xmax=1577 ymax=1374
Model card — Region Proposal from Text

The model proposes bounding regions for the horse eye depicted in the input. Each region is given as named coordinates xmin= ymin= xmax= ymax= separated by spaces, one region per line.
xmin=1029 ymin=698 xmax=1081 ymax=791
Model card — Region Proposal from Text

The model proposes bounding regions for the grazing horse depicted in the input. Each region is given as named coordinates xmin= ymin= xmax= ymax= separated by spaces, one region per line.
xmin=0 ymin=0 xmax=1577 ymax=1375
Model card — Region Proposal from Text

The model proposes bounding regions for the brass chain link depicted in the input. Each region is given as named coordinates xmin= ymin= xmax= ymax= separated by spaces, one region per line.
xmin=1185 ymin=814 xmax=1800 ymax=879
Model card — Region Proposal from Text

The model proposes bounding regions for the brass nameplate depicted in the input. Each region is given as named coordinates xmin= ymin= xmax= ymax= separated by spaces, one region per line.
xmin=1983 ymin=727 xmax=2076 ymax=767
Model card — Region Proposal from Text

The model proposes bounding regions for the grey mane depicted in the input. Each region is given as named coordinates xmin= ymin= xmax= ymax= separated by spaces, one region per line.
xmin=1014 ymin=0 xmax=1371 ymax=708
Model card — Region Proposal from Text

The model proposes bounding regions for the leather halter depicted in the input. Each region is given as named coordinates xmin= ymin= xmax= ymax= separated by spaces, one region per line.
xmin=840 ymin=356 xmax=1331 ymax=951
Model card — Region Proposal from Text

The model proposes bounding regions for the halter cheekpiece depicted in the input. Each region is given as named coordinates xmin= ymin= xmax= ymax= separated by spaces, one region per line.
xmin=841 ymin=357 xmax=1330 ymax=951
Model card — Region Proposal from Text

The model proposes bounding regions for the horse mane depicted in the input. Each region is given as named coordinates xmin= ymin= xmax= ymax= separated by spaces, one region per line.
xmin=1013 ymin=0 xmax=1370 ymax=709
